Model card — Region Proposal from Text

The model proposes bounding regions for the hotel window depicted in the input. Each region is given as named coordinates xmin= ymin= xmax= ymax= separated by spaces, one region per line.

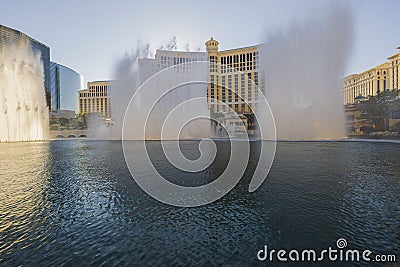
xmin=248 ymin=73 xmax=252 ymax=101
xmin=221 ymin=56 xmax=226 ymax=73
xmin=254 ymin=72 xmax=259 ymax=86
xmin=228 ymin=75 xmax=232 ymax=102
xmin=209 ymin=56 xmax=217 ymax=72
xmin=254 ymin=51 xmax=259 ymax=69
xmin=377 ymin=79 xmax=380 ymax=92
xmin=241 ymin=74 xmax=245 ymax=101
xmin=222 ymin=76 xmax=226 ymax=102
xmin=234 ymin=74 xmax=239 ymax=102
xmin=210 ymin=75 xmax=215 ymax=99
xmin=224 ymin=56 xmax=227 ymax=73
xmin=254 ymin=72 xmax=259 ymax=99
xmin=233 ymin=54 xmax=238 ymax=71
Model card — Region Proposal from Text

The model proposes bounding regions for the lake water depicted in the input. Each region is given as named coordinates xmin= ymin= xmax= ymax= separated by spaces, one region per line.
xmin=0 ymin=140 xmax=399 ymax=266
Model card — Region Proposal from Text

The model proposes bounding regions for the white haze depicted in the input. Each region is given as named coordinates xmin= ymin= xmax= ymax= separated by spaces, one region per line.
xmin=261 ymin=3 xmax=353 ymax=140
xmin=90 ymin=38 xmax=208 ymax=140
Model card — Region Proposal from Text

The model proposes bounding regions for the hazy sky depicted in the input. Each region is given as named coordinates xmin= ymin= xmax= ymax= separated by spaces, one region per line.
xmin=1 ymin=0 xmax=399 ymax=83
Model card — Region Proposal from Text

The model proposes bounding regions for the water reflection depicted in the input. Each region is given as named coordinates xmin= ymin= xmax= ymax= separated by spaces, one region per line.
xmin=0 ymin=140 xmax=399 ymax=266
xmin=0 ymin=142 xmax=51 ymax=259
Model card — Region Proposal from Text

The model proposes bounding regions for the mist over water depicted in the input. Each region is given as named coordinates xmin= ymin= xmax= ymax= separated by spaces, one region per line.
xmin=90 ymin=42 xmax=151 ymax=139
xmin=122 ymin=61 xmax=210 ymax=140
xmin=92 ymin=39 xmax=210 ymax=140
xmin=0 ymin=43 xmax=49 ymax=142
xmin=94 ymin=7 xmax=354 ymax=142
xmin=262 ymin=4 xmax=353 ymax=140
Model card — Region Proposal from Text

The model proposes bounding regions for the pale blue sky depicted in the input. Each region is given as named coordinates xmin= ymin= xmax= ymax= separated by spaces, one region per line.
xmin=1 ymin=0 xmax=399 ymax=82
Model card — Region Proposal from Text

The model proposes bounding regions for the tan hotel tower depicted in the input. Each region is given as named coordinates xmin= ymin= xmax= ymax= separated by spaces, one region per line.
xmin=77 ymin=39 xmax=265 ymax=120
xmin=205 ymin=37 xmax=265 ymax=114
xmin=343 ymin=47 xmax=400 ymax=104
xmin=78 ymin=81 xmax=112 ymax=118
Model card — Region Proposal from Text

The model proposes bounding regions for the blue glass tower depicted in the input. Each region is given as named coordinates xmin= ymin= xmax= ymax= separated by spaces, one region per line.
xmin=50 ymin=62 xmax=84 ymax=112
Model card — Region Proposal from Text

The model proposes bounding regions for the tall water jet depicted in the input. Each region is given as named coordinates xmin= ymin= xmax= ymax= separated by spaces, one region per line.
xmin=262 ymin=3 xmax=353 ymax=140
xmin=0 ymin=42 xmax=49 ymax=142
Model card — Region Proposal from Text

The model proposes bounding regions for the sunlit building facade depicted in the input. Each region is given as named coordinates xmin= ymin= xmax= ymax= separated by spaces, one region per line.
xmin=78 ymin=81 xmax=112 ymax=118
xmin=137 ymin=38 xmax=265 ymax=115
xmin=388 ymin=49 xmax=400 ymax=91
xmin=343 ymin=47 xmax=400 ymax=104
xmin=205 ymin=38 xmax=265 ymax=114
xmin=155 ymin=50 xmax=207 ymax=69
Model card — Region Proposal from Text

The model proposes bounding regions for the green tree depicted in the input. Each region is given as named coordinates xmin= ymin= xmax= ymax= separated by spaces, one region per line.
xmin=50 ymin=123 xmax=60 ymax=131
xmin=59 ymin=117 xmax=69 ymax=127
xmin=361 ymin=90 xmax=400 ymax=131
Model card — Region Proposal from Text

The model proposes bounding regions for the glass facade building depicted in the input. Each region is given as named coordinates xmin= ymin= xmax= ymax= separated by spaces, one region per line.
xmin=0 ymin=24 xmax=51 ymax=108
xmin=50 ymin=62 xmax=84 ymax=112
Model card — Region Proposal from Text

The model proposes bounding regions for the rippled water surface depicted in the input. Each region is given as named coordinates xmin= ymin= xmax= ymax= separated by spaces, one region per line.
xmin=0 ymin=140 xmax=399 ymax=266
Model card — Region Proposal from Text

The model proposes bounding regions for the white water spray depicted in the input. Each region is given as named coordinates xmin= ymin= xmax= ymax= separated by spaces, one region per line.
xmin=0 ymin=42 xmax=49 ymax=142
xmin=262 ymin=3 xmax=353 ymax=140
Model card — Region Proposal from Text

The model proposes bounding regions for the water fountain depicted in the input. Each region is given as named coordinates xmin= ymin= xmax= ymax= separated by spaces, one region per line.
xmin=89 ymin=43 xmax=152 ymax=140
xmin=0 ymin=42 xmax=49 ymax=142
xmin=91 ymin=41 xmax=211 ymax=140
xmin=262 ymin=3 xmax=353 ymax=140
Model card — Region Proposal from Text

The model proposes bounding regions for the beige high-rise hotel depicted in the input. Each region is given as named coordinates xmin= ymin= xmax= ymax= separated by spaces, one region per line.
xmin=78 ymin=39 xmax=266 ymax=121
xmin=343 ymin=47 xmax=400 ymax=104
xmin=137 ymin=37 xmax=265 ymax=115
xmin=205 ymin=37 xmax=265 ymax=114
xmin=78 ymin=81 xmax=112 ymax=118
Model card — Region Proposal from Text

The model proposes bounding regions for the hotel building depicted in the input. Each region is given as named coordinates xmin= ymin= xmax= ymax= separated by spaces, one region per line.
xmin=205 ymin=37 xmax=265 ymax=114
xmin=138 ymin=50 xmax=207 ymax=83
xmin=137 ymin=38 xmax=265 ymax=115
xmin=343 ymin=47 xmax=400 ymax=104
xmin=78 ymin=81 xmax=112 ymax=118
